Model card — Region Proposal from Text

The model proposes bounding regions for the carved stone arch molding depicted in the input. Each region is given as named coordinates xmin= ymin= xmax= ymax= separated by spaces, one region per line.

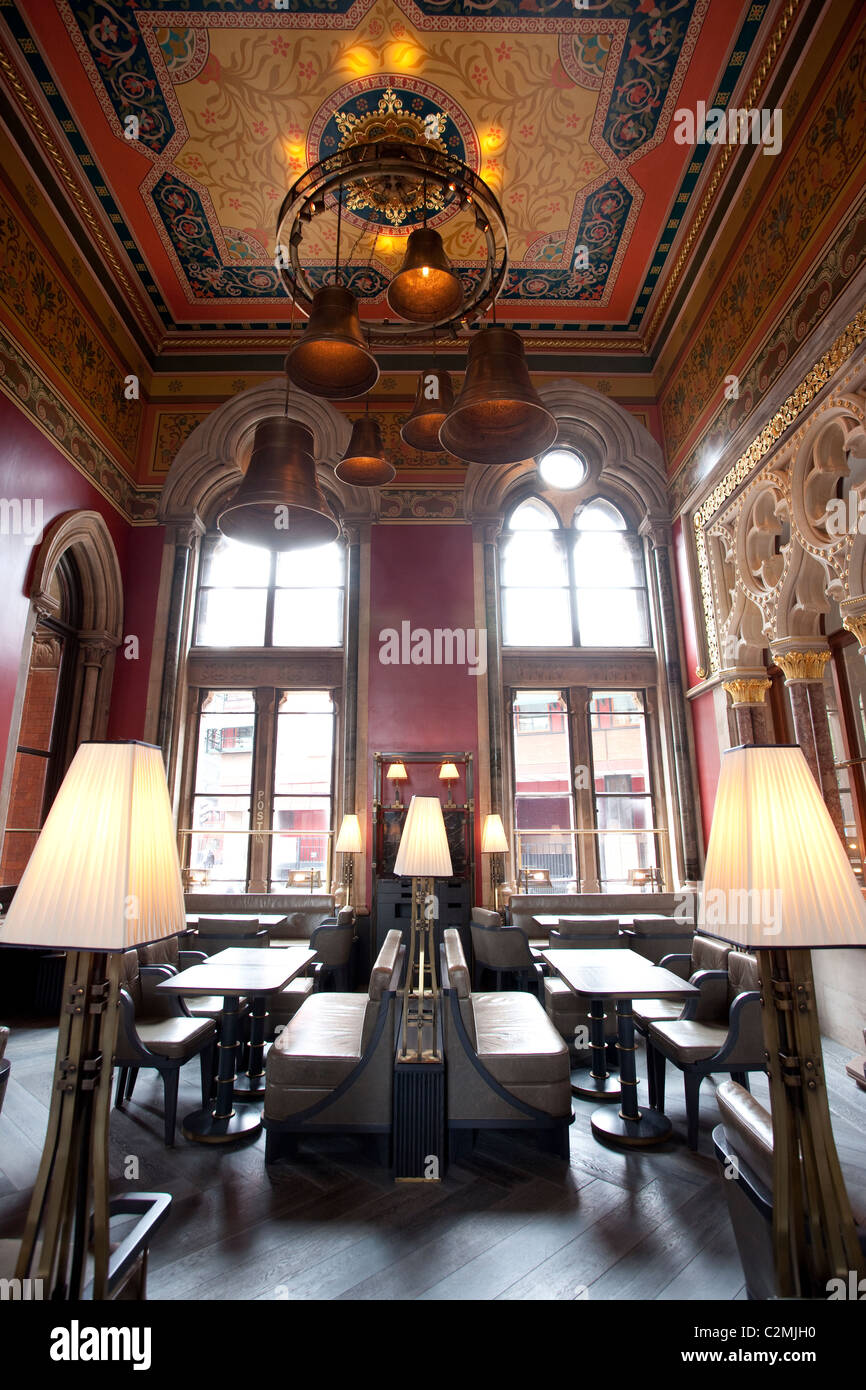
xmin=30 ymin=510 xmax=123 ymax=640
xmin=0 ymin=510 xmax=124 ymax=843
xmin=159 ymin=378 xmax=378 ymax=529
xmin=463 ymin=378 xmax=668 ymax=524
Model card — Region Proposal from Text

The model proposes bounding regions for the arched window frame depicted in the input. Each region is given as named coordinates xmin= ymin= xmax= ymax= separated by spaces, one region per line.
xmin=500 ymin=492 xmax=651 ymax=650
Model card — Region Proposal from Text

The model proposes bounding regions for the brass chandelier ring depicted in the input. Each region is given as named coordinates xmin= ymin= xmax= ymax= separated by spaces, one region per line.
xmin=274 ymin=140 xmax=509 ymax=341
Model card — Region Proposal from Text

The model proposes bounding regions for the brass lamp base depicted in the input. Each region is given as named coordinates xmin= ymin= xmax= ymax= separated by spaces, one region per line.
xmin=761 ymin=948 xmax=865 ymax=1298
xmin=399 ymin=876 xmax=441 ymax=1063
xmin=16 ymin=950 xmax=121 ymax=1300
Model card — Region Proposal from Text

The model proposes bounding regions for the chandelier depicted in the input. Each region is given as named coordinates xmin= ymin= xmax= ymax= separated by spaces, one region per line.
xmin=217 ymin=122 xmax=557 ymax=550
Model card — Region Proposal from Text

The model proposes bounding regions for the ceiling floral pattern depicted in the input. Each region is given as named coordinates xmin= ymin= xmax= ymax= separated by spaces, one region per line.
xmin=1 ymin=0 xmax=766 ymax=331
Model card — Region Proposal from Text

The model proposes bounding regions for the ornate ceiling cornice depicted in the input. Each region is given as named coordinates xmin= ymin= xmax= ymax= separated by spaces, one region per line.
xmin=645 ymin=0 xmax=802 ymax=352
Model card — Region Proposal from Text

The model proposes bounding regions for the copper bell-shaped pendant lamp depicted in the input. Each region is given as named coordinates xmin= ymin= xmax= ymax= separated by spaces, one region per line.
xmin=387 ymin=227 xmax=464 ymax=324
xmin=334 ymin=415 xmax=396 ymax=487
xmin=218 ymin=418 xmax=339 ymax=550
xmin=439 ymin=325 xmax=558 ymax=465
xmin=401 ymin=366 xmax=454 ymax=452
xmin=284 ymin=285 xmax=379 ymax=400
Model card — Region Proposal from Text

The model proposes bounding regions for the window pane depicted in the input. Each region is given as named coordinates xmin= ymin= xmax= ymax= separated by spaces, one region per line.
xmin=508 ymin=497 xmax=558 ymax=530
xmin=271 ymin=798 xmax=330 ymax=890
xmin=575 ymin=498 xmax=627 ymax=531
xmin=199 ymin=535 xmax=271 ymax=587
xmin=196 ymin=588 xmax=267 ymax=647
xmin=195 ymin=691 xmax=256 ymax=794
xmin=276 ymin=541 xmax=344 ymax=587
xmin=576 ymin=588 xmax=649 ymax=646
xmin=503 ymin=589 xmax=572 ymax=645
xmin=272 ymin=589 xmax=343 ymax=646
xmin=501 ymin=531 xmax=567 ymax=588
xmin=573 ymin=531 xmax=643 ymax=588
xmin=589 ymin=688 xmax=657 ymax=889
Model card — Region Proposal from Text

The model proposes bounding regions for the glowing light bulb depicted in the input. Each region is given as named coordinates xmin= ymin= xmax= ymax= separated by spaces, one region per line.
xmin=422 ymin=266 xmax=430 ymax=277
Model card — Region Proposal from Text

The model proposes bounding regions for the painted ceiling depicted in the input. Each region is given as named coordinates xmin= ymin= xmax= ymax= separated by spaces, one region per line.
xmin=6 ymin=0 xmax=772 ymax=343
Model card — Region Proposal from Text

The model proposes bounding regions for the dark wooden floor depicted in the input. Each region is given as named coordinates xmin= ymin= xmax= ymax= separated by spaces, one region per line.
xmin=2 ymin=1022 xmax=864 ymax=1301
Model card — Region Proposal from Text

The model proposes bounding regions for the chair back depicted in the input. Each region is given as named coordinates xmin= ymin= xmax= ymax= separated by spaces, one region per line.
xmin=310 ymin=920 xmax=354 ymax=967
xmin=471 ymin=908 xmax=502 ymax=929
xmin=470 ymin=921 xmax=532 ymax=970
xmin=137 ymin=937 xmax=180 ymax=969
xmin=548 ymin=929 xmax=622 ymax=949
xmin=119 ymin=948 xmax=143 ymax=1012
xmin=0 ymin=1025 xmax=8 ymax=1061
xmin=691 ymin=934 xmax=730 ymax=974
xmin=195 ymin=917 xmax=262 ymax=936
xmin=555 ymin=916 xmax=619 ymax=937
xmin=727 ymin=950 xmax=759 ymax=1004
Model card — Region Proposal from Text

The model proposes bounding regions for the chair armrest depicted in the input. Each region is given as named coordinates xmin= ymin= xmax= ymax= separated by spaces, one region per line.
xmin=139 ymin=964 xmax=190 ymax=1018
xmin=85 ymin=1193 xmax=172 ymax=1300
xmin=714 ymin=992 xmax=765 ymax=1066
xmin=658 ymin=952 xmax=691 ymax=976
xmin=179 ymin=950 xmax=207 ymax=969
xmin=680 ymin=968 xmax=729 ymax=1022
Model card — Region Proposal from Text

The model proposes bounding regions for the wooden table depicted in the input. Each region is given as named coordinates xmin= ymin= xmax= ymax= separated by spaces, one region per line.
xmin=544 ymin=948 xmax=698 ymax=1147
xmin=158 ymin=948 xmax=314 ymax=1143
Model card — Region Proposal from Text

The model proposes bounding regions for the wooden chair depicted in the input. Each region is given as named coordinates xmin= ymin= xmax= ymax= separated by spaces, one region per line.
xmin=470 ymin=920 xmax=544 ymax=995
xmin=114 ymin=949 xmax=216 ymax=1146
xmin=645 ymin=950 xmax=765 ymax=1150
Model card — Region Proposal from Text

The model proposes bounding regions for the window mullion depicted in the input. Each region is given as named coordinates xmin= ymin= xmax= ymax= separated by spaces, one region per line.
xmin=563 ymin=529 xmax=580 ymax=647
xmin=248 ymin=687 xmax=277 ymax=892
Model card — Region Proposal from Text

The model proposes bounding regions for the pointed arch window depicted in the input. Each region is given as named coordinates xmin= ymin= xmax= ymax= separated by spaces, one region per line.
xmin=500 ymin=495 xmax=650 ymax=648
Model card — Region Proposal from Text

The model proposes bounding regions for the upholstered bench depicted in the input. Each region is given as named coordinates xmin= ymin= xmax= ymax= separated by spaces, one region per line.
xmin=263 ymin=929 xmax=404 ymax=1163
xmin=441 ymin=928 xmax=572 ymax=1159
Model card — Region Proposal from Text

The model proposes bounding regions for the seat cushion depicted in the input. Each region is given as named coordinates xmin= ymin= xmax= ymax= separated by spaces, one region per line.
xmin=648 ymin=1018 xmax=728 ymax=1063
xmin=185 ymin=995 xmax=230 ymax=1020
xmin=133 ymin=1017 xmax=214 ymax=1059
xmin=270 ymin=978 xmax=315 ymax=1021
xmin=473 ymin=991 xmax=569 ymax=1088
xmin=266 ymin=993 xmax=367 ymax=1089
xmin=633 ymin=998 xmax=682 ymax=1027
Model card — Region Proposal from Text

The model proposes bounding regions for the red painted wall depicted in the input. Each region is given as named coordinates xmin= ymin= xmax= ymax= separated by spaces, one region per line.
xmin=0 ymin=397 xmax=161 ymax=765
xmin=367 ymin=524 xmax=481 ymax=902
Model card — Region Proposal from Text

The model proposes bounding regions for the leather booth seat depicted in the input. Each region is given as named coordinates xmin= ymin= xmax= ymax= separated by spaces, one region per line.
xmin=263 ymin=931 xmax=404 ymax=1157
xmin=442 ymin=929 xmax=572 ymax=1158
xmin=633 ymin=933 xmax=730 ymax=1031
xmin=184 ymin=892 xmax=336 ymax=944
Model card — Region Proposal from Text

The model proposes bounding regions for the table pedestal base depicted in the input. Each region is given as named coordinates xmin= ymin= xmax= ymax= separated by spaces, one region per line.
xmin=181 ymin=1108 xmax=261 ymax=1144
xmin=591 ymin=1105 xmax=672 ymax=1147
xmin=232 ymin=1073 xmax=267 ymax=1100
xmin=571 ymin=1068 xmax=621 ymax=1102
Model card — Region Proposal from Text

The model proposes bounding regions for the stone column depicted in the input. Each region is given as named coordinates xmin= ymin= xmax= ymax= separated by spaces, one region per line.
xmin=341 ymin=526 xmax=361 ymax=821
xmin=640 ymin=515 xmax=701 ymax=883
xmin=720 ymin=670 xmax=772 ymax=745
xmin=77 ymin=635 xmax=119 ymax=744
xmin=156 ymin=520 xmax=203 ymax=764
xmin=248 ymin=687 xmax=277 ymax=894
xmin=771 ymin=641 xmax=845 ymax=839
xmin=481 ymin=519 xmax=506 ymax=817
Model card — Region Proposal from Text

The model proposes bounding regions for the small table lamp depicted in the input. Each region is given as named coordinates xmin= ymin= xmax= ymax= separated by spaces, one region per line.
xmin=438 ymin=761 xmax=459 ymax=806
xmin=703 ymin=742 xmax=866 ymax=1298
xmin=334 ymin=812 xmax=363 ymax=908
xmin=0 ymin=741 xmax=184 ymax=1300
xmin=481 ymin=813 xmax=509 ymax=909
xmin=394 ymin=796 xmax=453 ymax=1061
xmin=386 ymin=761 xmax=408 ymax=807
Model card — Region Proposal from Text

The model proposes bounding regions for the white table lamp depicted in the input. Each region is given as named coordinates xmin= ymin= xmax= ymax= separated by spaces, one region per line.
xmin=0 ymin=741 xmax=184 ymax=1299
xmin=334 ymin=812 xmax=363 ymax=907
xmin=703 ymin=742 xmax=866 ymax=1297
xmin=394 ymin=796 xmax=453 ymax=1060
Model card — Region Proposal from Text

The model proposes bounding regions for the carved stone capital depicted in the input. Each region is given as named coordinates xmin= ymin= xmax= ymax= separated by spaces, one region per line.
xmin=722 ymin=676 xmax=771 ymax=706
xmin=639 ymin=512 xmax=672 ymax=549
xmin=79 ymin=634 xmax=118 ymax=667
xmin=166 ymin=516 xmax=205 ymax=551
xmin=772 ymin=648 xmax=832 ymax=684
xmin=840 ymin=595 xmax=866 ymax=653
xmin=31 ymin=633 xmax=62 ymax=670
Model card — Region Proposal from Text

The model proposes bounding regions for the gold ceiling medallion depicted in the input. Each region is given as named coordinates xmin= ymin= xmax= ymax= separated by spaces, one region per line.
xmin=334 ymin=88 xmax=448 ymax=227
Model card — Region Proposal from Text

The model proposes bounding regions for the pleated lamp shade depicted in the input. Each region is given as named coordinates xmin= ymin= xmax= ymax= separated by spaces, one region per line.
xmin=335 ymin=814 xmax=363 ymax=854
xmin=0 ymin=741 xmax=185 ymax=951
xmin=394 ymin=796 xmax=453 ymax=879
xmin=481 ymin=813 xmax=509 ymax=855
xmin=702 ymin=743 xmax=866 ymax=949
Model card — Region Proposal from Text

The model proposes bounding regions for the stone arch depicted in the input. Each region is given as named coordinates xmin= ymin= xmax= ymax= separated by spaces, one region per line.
xmin=463 ymin=379 xmax=668 ymax=524
xmin=29 ymin=510 xmax=123 ymax=640
xmin=159 ymin=378 xmax=378 ymax=528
